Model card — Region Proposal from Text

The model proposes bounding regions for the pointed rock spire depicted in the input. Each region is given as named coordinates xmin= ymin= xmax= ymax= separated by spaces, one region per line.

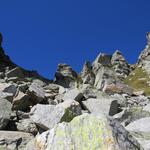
xmin=92 ymin=53 xmax=112 ymax=74
xmin=55 ymin=63 xmax=78 ymax=88
xmin=111 ymin=50 xmax=131 ymax=79
xmin=80 ymin=61 xmax=95 ymax=85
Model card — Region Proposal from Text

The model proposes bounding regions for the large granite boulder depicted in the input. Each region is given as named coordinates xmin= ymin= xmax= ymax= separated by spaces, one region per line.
xmin=0 ymin=99 xmax=12 ymax=129
xmin=30 ymin=99 xmax=82 ymax=130
xmin=34 ymin=114 xmax=143 ymax=150
xmin=126 ymin=117 xmax=150 ymax=150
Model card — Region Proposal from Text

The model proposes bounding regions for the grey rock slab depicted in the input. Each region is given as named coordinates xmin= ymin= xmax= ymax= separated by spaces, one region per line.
xmin=62 ymin=88 xmax=84 ymax=102
xmin=27 ymin=82 xmax=46 ymax=103
xmin=82 ymin=98 xmax=118 ymax=116
xmin=30 ymin=99 xmax=82 ymax=130
xmin=0 ymin=131 xmax=33 ymax=150
xmin=0 ymin=99 xmax=12 ymax=129
xmin=16 ymin=118 xmax=38 ymax=135
xmin=126 ymin=117 xmax=150 ymax=150
xmin=126 ymin=117 xmax=150 ymax=134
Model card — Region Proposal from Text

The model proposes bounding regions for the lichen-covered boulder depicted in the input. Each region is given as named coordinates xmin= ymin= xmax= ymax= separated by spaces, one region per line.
xmin=35 ymin=114 xmax=143 ymax=150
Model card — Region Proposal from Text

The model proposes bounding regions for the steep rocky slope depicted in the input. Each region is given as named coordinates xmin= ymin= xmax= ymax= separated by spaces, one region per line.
xmin=0 ymin=32 xmax=150 ymax=150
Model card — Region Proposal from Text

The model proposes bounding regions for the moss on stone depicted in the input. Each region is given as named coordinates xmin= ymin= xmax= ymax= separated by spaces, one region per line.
xmin=60 ymin=108 xmax=78 ymax=123
xmin=124 ymin=67 xmax=150 ymax=96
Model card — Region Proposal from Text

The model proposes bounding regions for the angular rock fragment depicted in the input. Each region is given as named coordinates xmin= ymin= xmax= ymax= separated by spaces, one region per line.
xmin=62 ymin=88 xmax=84 ymax=102
xmin=82 ymin=98 xmax=118 ymax=116
xmin=12 ymin=91 xmax=31 ymax=111
xmin=0 ymin=131 xmax=33 ymax=150
xmin=27 ymin=82 xmax=46 ymax=103
xmin=0 ymin=98 xmax=12 ymax=129
xmin=30 ymin=99 xmax=82 ymax=130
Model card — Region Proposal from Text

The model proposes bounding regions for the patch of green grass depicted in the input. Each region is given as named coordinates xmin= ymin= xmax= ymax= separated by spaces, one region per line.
xmin=124 ymin=67 xmax=150 ymax=96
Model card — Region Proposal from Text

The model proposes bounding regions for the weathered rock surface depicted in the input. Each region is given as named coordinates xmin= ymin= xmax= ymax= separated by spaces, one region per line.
xmin=34 ymin=114 xmax=143 ymax=150
xmin=62 ymin=88 xmax=84 ymax=102
xmin=138 ymin=32 xmax=150 ymax=73
xmin=126 ymin=117 xmax=150 ymax=150
xmin=27 ymin=82 xmax=46 ymax=103
xmin=111 ymin=50 xmax=131 ymax=79
xmin=12 ymin=91 xmax=31 ymax=111
xmin=16 ymin=118 xmax=38 ymax=135
xmin=82 ymin=98 xmax=119 ymax=116
xmin=55 ymin=64 xmax=78 ymax=88
xmin=0 ymin=83 xmax=17 ymax=101
xmin=0 ymin=99 xmax=12 ymax=129
xmin=114 ymin=107 xmax=150 ymax=126
xmin=0 ymin=131 xmax=33 ymax=150
xmin=80 ymin=61 xmax=95 ymax=85
xmin=30 ymin=100 xmax=82 ymax=130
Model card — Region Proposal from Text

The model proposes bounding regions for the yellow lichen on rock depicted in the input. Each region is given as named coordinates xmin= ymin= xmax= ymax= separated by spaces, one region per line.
xmin=35 ymin=114 xmax=120 ymax=150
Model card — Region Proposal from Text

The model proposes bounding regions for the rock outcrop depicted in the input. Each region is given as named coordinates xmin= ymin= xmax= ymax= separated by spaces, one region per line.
xmin=138 ymin=32 xmax=150 ymax=73
xmin=55 ymin=64 xmax=78 ymax=88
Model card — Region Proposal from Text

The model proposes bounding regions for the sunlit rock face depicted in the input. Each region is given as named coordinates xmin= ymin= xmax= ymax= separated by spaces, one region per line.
xmin=138 ymin=32 xmax=150 ymax=73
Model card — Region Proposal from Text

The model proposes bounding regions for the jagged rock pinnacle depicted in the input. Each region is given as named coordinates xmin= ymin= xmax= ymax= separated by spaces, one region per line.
xmin=138 ymin=32 xmax=150 ymax=73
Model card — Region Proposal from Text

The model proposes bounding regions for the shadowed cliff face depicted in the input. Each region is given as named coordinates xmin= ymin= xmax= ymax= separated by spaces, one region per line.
xmin=0 ymin=33 xmax=16 ymax=72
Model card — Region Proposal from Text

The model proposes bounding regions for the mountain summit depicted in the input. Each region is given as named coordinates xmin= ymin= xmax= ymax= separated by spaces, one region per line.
xmin=0 ymin=33 xmax=150 ymax=149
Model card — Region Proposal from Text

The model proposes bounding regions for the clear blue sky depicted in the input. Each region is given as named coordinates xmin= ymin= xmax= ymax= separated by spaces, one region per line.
xmin=0 ymin=0 xmax=150 ymax=79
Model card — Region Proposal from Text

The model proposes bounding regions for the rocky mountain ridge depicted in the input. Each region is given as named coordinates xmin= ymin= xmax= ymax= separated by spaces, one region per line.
xmin=0 ymin=32 xmax=150 ymax=149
